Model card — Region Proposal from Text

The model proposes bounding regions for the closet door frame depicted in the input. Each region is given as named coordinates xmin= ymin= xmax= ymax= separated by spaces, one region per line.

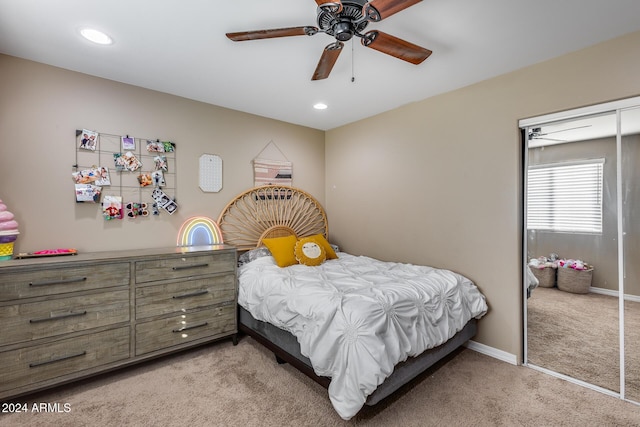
xmin=519 ymin=95 xmax=640 ymax=403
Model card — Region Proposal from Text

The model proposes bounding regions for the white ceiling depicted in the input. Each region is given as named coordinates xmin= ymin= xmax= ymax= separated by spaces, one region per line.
xmin=2 ymin=0 xmax=640 ymax=131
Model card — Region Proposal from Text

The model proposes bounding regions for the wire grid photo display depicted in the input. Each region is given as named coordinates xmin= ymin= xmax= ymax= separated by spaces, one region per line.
xmin=74 ymin=130 xmax=177 ymax=217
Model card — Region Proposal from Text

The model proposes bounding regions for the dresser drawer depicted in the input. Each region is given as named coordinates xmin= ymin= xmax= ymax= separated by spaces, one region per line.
xmin=135 ymin=252 xmax=235 ymax=284
xmin=136 ymin=273 xmax=236 ymax=320
xmin=135 ymin=305 xmax=235 ymax=355
xmin=0 ymin=290 xmax=130 ymax=346
xmin=0 ymin=327 xmax=130 ymax=394
xmin=0 ymin=262 xmax=130 ymax=302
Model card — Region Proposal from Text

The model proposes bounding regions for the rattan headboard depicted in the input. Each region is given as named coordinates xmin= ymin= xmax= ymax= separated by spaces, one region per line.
xmin=217 ymin=185 xmax=329 ymax=251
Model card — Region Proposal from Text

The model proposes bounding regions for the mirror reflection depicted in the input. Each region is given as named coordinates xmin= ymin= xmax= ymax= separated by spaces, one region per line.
xmin=621 ymin=107 xmax=640 ymax=402
xmin=526 ymin=113 xmax=621 ymax=392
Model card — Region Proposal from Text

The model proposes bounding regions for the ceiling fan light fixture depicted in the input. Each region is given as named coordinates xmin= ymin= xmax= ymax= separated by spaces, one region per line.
xmin=313 ymin=103 xmax=328 ymax=110
xmin=80 ymin=27 xmax=113 ymax=45
xmin=333 ymin=21 xmax=354 ymax=41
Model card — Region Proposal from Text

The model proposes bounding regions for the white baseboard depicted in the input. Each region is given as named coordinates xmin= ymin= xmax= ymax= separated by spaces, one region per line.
xmin=590 ymin=286 xmax=640 ymax=302
xmin=465 ymin=340 xmax=518 ymax=365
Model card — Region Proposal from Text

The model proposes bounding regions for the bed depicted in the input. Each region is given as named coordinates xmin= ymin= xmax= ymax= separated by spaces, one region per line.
xmin=217 ymin=186 xmax=488 ymax=420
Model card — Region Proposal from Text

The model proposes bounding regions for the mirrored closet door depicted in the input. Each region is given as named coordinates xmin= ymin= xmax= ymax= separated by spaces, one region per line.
xmin=522 ymin=97 xmax=640 ymax=404
xmin=621 ymin=106 xmax=640 ymax=403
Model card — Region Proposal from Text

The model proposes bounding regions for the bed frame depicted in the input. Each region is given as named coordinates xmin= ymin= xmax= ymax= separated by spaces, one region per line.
xmin=239 ymin=307 xmax=476 ymax=405
xmin=218 ymin=185 xmax=478 ymax=406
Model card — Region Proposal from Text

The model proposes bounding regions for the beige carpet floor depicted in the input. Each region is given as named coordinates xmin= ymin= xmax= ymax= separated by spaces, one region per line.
xmin=1 ymin=336 xmax=640 ymax=426
xmin=527 ymin=286 xmax=640 ymax=400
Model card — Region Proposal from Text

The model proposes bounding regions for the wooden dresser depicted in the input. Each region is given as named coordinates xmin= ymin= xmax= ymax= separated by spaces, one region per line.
xmin=0 ymin=245 xmax=237 ymax=401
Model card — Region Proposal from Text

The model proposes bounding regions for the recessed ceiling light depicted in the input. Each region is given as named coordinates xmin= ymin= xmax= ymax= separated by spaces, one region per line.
xmin=80 ymin=28 xmax=113 ymax=45
xmin=313 ymin=103 xmax=328 ymax=110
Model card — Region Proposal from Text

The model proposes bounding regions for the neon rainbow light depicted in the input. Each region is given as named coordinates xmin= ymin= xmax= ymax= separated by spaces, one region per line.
xmin=177 ymin=216 xmax=224 ymax=246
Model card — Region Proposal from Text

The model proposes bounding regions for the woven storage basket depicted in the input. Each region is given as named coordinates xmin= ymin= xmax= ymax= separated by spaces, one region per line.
xmin=531 ymin=267 xmax=556 ymax=288
xmin=557 ymin=267 xmax=593 ymax=294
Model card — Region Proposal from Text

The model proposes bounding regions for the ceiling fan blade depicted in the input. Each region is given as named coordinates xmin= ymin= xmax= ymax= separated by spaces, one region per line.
xmin=312 ymin=42 xmax=344 ymax=80
xmin=361 ymin=30 xmax=431 ymax=64
xmin=363 ymin=0 xmax=422 ymax=22
xmin=226 ymin=26 xmax=318 ymax=41
xmin=315 ymin=0 xmax=343 ymax=13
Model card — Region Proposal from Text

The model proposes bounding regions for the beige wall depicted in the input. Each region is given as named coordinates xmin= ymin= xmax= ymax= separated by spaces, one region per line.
xmin=324 ymin=31 xmax=640 ymax=359
xmin=2 ymin=30 xmax=640 ymax=361
xmin=0 ymin=55 xmax=325 ymax=253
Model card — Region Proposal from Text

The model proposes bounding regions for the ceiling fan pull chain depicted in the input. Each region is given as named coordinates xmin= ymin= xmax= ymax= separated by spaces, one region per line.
xmin=351 ymin=38 xmax=355 ymax=83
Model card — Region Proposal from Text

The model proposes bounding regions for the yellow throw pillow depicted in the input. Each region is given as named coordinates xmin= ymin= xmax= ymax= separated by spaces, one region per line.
xmin=295 ymin=236 xmax=327 ymax=267
xmin=262 ymin=235 xmax=298 ymax=267
xmin=308 ymin=234 xmax=338 ymax=260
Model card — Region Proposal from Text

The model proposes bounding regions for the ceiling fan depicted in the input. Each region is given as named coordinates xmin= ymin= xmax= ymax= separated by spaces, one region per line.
xmin=528 ymin=125 xmax=592 ymax=142
xmin=226 ymin=0 xmax=432 ymax=80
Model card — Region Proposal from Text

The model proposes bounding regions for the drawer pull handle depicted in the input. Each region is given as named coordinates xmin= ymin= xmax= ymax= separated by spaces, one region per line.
xmin=172 ymin=289 xmax=209 ymax=299
xmin=30 ymin=277 xmax=87 ymax=287
xmin=172 ymin=321 xmax=209 ymax=333
xmin=29 ymin=351 xmax=87 ymax=368
xmin=172 ymin=263 xmax=209 ymax=271
xmin=30 ymin=310 xmax=88 ymax=324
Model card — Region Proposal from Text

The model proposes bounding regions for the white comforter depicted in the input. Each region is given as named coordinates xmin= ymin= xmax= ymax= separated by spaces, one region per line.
xmin=238 ymin=252 xmax=488 ymax=420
